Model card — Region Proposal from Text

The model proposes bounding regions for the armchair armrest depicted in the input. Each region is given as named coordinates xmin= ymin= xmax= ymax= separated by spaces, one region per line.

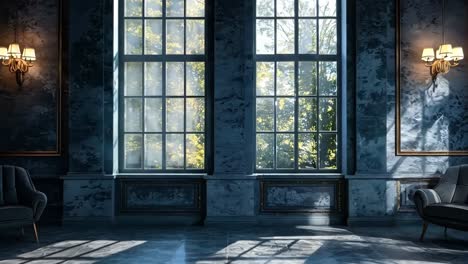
xmin=414 ymin=189 xmax=441 ymax=218
xmin=21 ymin=189 xmax=48 ymax=222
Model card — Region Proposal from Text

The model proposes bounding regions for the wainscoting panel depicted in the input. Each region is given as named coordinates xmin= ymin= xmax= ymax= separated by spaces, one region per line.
xmin=260 ymin=179 xmax=345 ymax=214
xmin=117 ymin=179 xmax=205 ymax=214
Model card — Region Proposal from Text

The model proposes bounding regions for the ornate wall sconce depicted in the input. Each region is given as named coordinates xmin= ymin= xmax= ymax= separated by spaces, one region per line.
xmin=420 ymin=0 xmax=464 ymax=85
xmin=422 ymin=45 xmax=464 ymax=79
xmin=0 ymin=44 xmax=36 ymax=86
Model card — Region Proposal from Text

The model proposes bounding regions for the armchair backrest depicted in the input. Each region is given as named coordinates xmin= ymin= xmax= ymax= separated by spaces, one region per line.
xmin=452 ymin=165 xmax=468 ymax=204
xmin=0 ymin=165 xmax=35 ymax=206
xmin=435 ymin=165 xmax=468 ymax=204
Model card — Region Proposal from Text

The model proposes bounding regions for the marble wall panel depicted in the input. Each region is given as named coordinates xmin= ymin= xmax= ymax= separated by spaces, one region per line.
xmin=118 ymin=180 xmax=203 ymax=213
xmin=262 ymin=184 xmax=336 ymax=212
xmin=207 ymin=180 xmax=255 ymax=216
xmin=68 ymin=0 xmax=107 ymax=172
xmin=0 ymin=0 xmax=60 ymax=153
xmin=398 ymin=0 xmax=468 ymax=154
xmin=63 ymin=179 xmax=113 ymax=218
xmin=349 ymin=180 xmax=398 ymax=217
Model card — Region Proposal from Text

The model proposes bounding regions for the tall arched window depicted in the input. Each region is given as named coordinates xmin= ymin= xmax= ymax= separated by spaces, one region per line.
xmin=255 ymin=0 xmax=340 ymax=172
xmin=119 ymin=0 xmax=210 ymax=172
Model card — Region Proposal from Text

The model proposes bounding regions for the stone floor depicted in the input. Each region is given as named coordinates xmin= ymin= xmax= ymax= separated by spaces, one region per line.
xmin=0 ymin=224 xmax=467 ymax=263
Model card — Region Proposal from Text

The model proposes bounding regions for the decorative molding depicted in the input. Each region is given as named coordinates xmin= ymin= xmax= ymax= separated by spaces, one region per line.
xmin=259 ymin=179 xmax=345 ymax=214
xmin=118 ymin=179 xmax=205 ymax=214
xmin=395 ymin=0 xmax=468 ymax=156
xmin=0 ymin=0 xmax=64 ymax=157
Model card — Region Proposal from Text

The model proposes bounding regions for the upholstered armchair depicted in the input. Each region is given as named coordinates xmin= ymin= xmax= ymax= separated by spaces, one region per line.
xmin=0 ymin=165 xmax=47 ymax=242
xmin=414 ymin=165 xmax=468 ymax=241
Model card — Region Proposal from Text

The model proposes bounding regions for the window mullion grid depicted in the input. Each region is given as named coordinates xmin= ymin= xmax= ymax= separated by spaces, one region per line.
xmin=161 ymin=0 xmax=167 ymax=170
xmin=314 ymin=1 xmax=320 ymax=170
xmin=182 ymin=0 xmax=187 ymax=170
xmin=315 ymin=60 xmax=320 ymax=170
xmin=273 ymin=61 xmax=277 ymax=170
xmin=274 ymin=0 xmax=277 ymax=55
xmin=273 ymin=0 xmax=277 ymax=170
xmin=293 ymin=0 xmax=299 ymax=171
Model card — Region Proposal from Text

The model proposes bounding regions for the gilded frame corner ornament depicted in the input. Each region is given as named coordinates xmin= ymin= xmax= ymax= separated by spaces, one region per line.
xmin=395 ymin=0 xmax=468 ymax=156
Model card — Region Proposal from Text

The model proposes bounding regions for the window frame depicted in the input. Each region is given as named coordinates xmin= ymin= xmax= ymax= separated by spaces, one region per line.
xmin=253 ymin=0 xmax=342 ymax=173
xmin=118 ymin=0 xmax=214 ymax=173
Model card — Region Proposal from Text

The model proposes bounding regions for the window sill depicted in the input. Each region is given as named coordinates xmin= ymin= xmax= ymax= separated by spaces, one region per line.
xmin=114 ymin=173 xmax=207 ymax=179
xmin=255 ymin=173 xmax=344 ymax=179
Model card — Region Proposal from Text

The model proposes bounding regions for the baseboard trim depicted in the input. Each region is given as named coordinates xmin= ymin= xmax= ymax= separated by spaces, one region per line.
xmin=204 ymin=216 xmax=258 ymax=225
xmin=62 ymin=216 xmax=114 ymax=225
xmin=348 ymin=216 xmax=423 ymax=226
xmin=258 ymin=215 xmax=345 ymax=226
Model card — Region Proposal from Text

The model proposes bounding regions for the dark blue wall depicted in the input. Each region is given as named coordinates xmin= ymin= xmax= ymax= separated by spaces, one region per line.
xmin=0 ymin=0 xmax=467 ymax=224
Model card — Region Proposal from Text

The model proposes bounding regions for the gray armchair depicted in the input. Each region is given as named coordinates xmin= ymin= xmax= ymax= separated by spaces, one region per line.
xmin=414 ymin=165 xmax=468 ymax=241
xmin=0 ymin=165 xmax=47 ymax=242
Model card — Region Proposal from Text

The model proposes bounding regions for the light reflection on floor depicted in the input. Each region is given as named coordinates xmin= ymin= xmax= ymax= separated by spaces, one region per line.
xmin=0 ymin=225 xmax=467 ymax=263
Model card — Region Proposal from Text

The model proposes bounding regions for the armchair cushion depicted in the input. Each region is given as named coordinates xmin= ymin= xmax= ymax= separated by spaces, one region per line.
xmin=424 ymin=203 xmax=468 ymax=223
xmin=0 ymin=205 xmax=33 ymax=222
xmin=414 ymin=189 xmax=442 ymax=208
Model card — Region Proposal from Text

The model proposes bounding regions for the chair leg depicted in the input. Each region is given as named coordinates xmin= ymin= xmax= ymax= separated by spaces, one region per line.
xmin=420 ymin=222 xmax=428 ymax=242
xmin=32 ymin=222 xmax=39 ymax=243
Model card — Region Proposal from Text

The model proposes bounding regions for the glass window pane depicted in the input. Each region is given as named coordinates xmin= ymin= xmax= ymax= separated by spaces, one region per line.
xmin=186 ymin=20 xmax=205 ymax=54
xmin=256 ymin=134 xmax=274 ymax=169
xmin=125 ymin=0 xmax=142 ymax=17
xmin=276 ymin=62 xmax=294 ymax=96
xmin=319 ymin=19 xmax=337 ymax=54
xmin=166 ymin=134 xmax=184 ymax=169
xmin=186 ymin=62 xmax=205 ymax=96
xmin=125 ymin=62 xmax=143 ymax=96
xmin=166 ymin=0 xmax=184 ymax=17
xmin=299 ymin=98 xmax=317 ymax=131
xmin=277 ymin=133 xmax=294 ymax=169
xmin=276 ymin=98 xmax=295 ymax=131
xmin=124 ymin=98 xmax=142 ymax=132
xmin=125 ymin=134 xmax=142 ymax=169
xmin=319 ymin=98 xmax=336 ymax=131
xmin=145 ymin=134 xmax=162 ymax=169
xmin=276 ymin=19 xmax=294 ymax=54
xmin=256 ymin=98 xmax=274 ymax=132
xmin=145 ymin=0 xmax=162 ymax=17
xmin=166 ymin=20 xmax=184 ymax=54
xmin=299 ymin=0 xmax=316 ymax=17
xmin=166 ymin=62 xmax=184 ymax=96
xmin=186 ymin=98 xmax=205 ymax=132
xmin=187 ymin=0 xmax=205 ymax=17
xmin=319 ymin=0 xmax=336 ymax=16
xmin=277 ymin=0 xmax=294 ymax=17
xmin=186 ymin=134 xmax=204 ymax=169
xmin=145 ymin=62 xmax=162 ymax=96
xmin=299 ymin=19 xmax=317 ymax=54
xmin=125 ymin=20 xmax=143 ymax=55
xmin=145 ymin=98 xmax=162 ymax=132
xmin=145 ymin=19 xmax=162 ymax=54
xmin=256 ymin=0 xmax=274 ymax=17
xmin=319 ymin=133 xmax=337 ymax=169
xmin=298 ymin=61 xmax=317 ymax=95
xmin=319 ymin=61 xmax=337 ymax=95
xmin=256 ymin=19 xmax=274 ymax=54
xmin=256 ymin=62 xmax=274 ymax=96
xmin=166 ymin=98 xmax=184 ymax=132
xmin=298 ymin=133 xmax=317 ymax=169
